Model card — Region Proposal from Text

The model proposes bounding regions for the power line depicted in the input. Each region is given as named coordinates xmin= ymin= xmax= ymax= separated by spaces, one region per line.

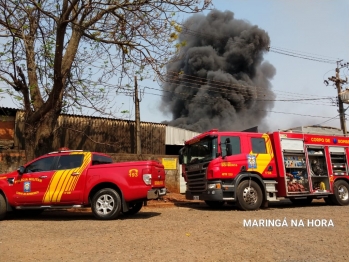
xmin=163 ymin=70 xmax=332 ymax=101
xmin=268 ymin=47 xmax=338 ymax=64
xmin=269 ymin=46 xmax=341 ymax=61
xmin=161 ymin=71 xmax=336 ymax=106
xmin=179 ymin=25 xmax=345 ymax=64
xmin=315 ymin=114 xmax=340 ymax=126
xmin=268 ymin=49 xmax=336 ymax=64
xmin=143 ymin=84 xmax=335 ymax=107
xmin=139 ymin=89 xmax=338 ymax=120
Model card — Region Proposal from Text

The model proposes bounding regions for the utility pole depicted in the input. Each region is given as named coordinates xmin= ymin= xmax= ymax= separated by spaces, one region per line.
xmin=328 ymin=60 xmax=349 ymax=135
xmin=134 ymin=76 xmax=141 ymax=155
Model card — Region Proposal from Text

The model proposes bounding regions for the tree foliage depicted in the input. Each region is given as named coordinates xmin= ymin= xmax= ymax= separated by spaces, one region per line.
xmin=0 ymin=0 xmax=211 ymax=159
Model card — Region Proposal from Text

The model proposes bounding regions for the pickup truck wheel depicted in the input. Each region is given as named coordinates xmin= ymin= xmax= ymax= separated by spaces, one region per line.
xmin=329 ymin=180 xmax=349 ymax=206
xmin=122 ymin=202 xmax=143 ymax=216
xmin=236 ymin=180 xmax=263 ymax=211
xmin=204 ymin=200 xmax=225 ymax=209
xmin=0 ymin=194 xmax=7 ymax=220
xmin=92 ymin=188 xmax=122 ymax=220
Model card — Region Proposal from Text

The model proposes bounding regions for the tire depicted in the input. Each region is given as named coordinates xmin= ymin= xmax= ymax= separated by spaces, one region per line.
xmin=329 ymin=180 xmax=349 ymax=206
xmin=204 ymin=200 xmax=225 ymax=209
xmin=289 ymin=197 xmax=313 ymax=206
xmin=0 ymin=194 xmax=7 ymax=220
xmin=91 ymin=188 xmax=122 ymax=220
xmin=236 ymin=180 xmax=263 ymax=211
xmin=122 ymin=202 xmax=143 ymax=216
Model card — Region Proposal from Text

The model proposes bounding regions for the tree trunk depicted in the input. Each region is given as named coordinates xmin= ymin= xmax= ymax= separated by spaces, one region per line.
xmin=24 ymin=109 xmax=60 ymax=162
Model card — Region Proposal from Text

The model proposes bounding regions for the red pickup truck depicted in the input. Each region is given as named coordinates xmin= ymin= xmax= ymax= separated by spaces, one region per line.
xmin=0 ymin=150 xmax=166 ymax=220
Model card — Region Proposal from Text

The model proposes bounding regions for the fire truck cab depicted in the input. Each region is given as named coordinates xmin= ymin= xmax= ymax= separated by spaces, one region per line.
xmin=179 ymin=129 xmax=349 ymax=211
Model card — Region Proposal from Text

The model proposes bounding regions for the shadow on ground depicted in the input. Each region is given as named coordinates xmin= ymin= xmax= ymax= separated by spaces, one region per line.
xmin=5 ymin=209 xmax=161 ymax=221
xmin=166 ymin=198 xmax=329 ymax=211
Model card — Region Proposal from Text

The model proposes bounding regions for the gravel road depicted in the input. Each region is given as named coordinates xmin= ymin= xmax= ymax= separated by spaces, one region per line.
xmin=1 ymin=200 xmax=349 ymax=262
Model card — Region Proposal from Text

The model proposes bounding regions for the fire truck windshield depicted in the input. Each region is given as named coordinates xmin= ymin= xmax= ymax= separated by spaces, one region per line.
xmin=181 ymin=137 xmax=218 ymax=165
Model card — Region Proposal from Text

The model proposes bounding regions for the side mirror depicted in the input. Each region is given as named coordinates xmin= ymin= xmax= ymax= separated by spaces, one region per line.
xmin=179 ymin=155 xmax=183 ymax=165
xmin=226 ymin=144 xmax=233 ymax=156
xmin=17 ymin=166 xmax=25 ymax=174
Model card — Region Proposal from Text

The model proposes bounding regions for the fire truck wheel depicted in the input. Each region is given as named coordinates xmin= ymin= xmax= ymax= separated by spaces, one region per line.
xmin=91 ymin=188 xmax=122 ymax=220
xmin=329 ymin=180 xmax=349 ymax=206
xmin=122 ymin=202 xmax=143 ymax=216
xmin=204 ymin=200 xmax=225 ymax=209
xmin=289 ymin=197 xmax=313 ymax=206
xmin=0 ymin=194 xmax=7 ymax=220
xmin=236 ymin=180 xmax=263 ymax=211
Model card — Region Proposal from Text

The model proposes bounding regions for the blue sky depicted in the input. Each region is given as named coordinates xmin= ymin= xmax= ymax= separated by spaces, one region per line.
xmin=2 ymin=0 xmax=349 ymax=133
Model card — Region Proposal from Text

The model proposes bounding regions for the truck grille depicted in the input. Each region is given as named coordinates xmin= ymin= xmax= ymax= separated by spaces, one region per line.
xmin=186 ymin=166 xmax=207 ymax=192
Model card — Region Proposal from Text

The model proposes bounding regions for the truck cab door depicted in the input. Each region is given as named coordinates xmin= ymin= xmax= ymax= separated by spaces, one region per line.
xmin=47 ymin=153 xmax=90 ymax=204
xmin=13 ymin=156 xmax=57 ymax=205
xmin=247 ymin=134 xmax=276 ymax=178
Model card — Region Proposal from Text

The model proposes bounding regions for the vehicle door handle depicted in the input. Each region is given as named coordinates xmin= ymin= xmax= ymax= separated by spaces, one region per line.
xmin=39 ymin=176 xmax=47 ymax=179
xmin=71 ymin=172 xmax=80 ymax=176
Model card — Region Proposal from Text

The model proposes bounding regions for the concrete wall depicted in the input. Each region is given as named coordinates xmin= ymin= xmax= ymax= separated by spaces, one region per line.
xmin=0 ymin=150 xmax=181 ymax=193
xmin=0 ymin=150 xmax=25 ymax=174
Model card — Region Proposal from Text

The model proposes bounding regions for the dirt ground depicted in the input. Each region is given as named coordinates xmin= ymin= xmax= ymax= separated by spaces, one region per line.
xmin=1 ymin=193 xmax=349 ymax=262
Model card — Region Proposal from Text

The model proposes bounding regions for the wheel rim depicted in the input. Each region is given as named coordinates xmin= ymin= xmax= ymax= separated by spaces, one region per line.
xmin=96 ymin=194 xmax=115 ymax=215
xmin=338 ymin=185 xmax=349 ymax=201
xmin=242 ymin=186 xmax=258 ymax=205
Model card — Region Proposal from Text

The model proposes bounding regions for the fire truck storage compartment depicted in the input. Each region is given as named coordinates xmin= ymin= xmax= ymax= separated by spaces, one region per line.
xmin=307 ymin=147 xmax=330 ymax=193
xmin=283 ymin=152 xmax=310 ymax=194
xmin=329 ymin=146 xmax=348 ymax=176
xmin=281 ymin=138 xmax=309 ymax=194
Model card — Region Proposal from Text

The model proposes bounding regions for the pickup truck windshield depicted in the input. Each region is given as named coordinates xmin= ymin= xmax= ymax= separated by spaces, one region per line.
xmin=183 ymin=137 xmax=218 ymax=164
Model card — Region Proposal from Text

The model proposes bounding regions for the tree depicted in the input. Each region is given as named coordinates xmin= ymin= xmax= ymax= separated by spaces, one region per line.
xmin=0 ymin=0 xmax=211 ymax=160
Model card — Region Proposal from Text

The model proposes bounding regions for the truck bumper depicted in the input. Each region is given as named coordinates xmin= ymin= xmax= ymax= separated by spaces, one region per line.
xmin=186 ymin=189 xmax=224 ymax=201
xmin=147 ymin=188 xmax=167 ymax=200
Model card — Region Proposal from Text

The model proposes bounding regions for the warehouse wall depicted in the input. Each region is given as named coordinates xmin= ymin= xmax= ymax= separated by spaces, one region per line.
xmin=14 ymin=112 xmax=166 ymax=154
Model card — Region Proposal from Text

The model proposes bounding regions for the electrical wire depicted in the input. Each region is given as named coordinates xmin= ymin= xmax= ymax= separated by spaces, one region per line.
xmin=269 ymin=46 xmax=341 ymax=61
xmin=142 ymin=84 xmax=335 ymax=107
xmin=140 ymin=89 xmax=338 ymax=119
xmin=179 ymin=25 xmax=345 ymax=64
xmin=315 ymin=114 xmax=340 ymax=126
xmin=269 ymin=47 xmax=338 ymax=64
xmin=160 ymin=71 xmax=336 ymax=106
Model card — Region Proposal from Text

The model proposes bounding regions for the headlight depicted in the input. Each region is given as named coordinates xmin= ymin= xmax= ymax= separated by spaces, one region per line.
xmin=208 ymin=183 xmax=221 ymax=189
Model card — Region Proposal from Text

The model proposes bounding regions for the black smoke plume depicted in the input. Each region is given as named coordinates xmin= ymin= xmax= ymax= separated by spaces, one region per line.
xmin=160 ymin=10 xmax=276 ymax=132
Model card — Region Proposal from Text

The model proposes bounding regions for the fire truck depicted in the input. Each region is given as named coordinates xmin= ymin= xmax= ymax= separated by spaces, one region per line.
xmin=179 ymin=129 xmax=349 ymax=210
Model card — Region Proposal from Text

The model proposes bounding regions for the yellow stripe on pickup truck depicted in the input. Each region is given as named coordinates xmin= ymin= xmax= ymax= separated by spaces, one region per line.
xmin=43 ymin=152 xmax=91 ymax=203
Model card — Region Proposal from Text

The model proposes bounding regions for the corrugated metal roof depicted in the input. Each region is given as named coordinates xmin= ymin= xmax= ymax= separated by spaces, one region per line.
xmin=59 ymin=113 xmax=167 ymax=126
xmin=282 ymin=125 xmax=345 ymax=135
xmin=165 ymin=126 xmax=200 ymax=145
xmin=0 ymin=106 xmax=167 ymax=126
xmin=0 ymin=107 xmax=20 ymax=116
